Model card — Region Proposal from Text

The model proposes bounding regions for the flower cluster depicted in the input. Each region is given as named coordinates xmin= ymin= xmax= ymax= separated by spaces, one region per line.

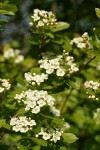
xmin=36 ymin=127 xmax=63 ymax=143
xmin=38 ymin=55 xmax=66 ymax=76
xmin=24 ymin=72 xmax=48 ymax=85
xmin=10 ymin=116 xmax=36 ymax=133
xmin=84 ymin=80 xmax=100 ymax=100
xmin=94 ymin=108 xmax=100 ymax=124
xmin=29 ymin=9 xmax=57 ymax=28
xmin=70 ymin=32 xmax=90 ymax=49
xmin=38 ymin=51 xmax=79 ymax=76
xmin=64 ymin=51 xmax=79 ymax=74
xmin=14 ymin=89 xmax=55 ymax=114
xmin=3 ymin=48 xmax=24 ymax=63
xmin=84 ymin=81 xmax=100 ymax=90
xmin=0 ymin=78 xmax=11 ymax=93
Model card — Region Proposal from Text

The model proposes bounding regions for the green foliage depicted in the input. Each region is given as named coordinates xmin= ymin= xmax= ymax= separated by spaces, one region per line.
xmin=95 ymin=8 xmax=100 ymax=19
xmin=0 ymin=1 xmax=100 ymax=150
xmin=62 ymin=133 xmax=78 ymax=144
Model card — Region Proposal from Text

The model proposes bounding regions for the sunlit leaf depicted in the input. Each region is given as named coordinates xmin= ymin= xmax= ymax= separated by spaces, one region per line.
xmin=50 ymin=22 xmax=70 ymax=32
xmin=95 ymin=8 xmax=100 ymax=19
xmin=62 ymin=133 xmax=78 ymax=143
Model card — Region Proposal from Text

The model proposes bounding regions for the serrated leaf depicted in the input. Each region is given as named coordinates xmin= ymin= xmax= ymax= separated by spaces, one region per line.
xmin=31 ymin=138 xmax=47 ymax=146
xmin=0 ymin=119 xmax=11 ymax=130
xmin=62 ymin=133 xmax=78 ymax=144
xmin=95 ymin=8 xmax=100 ymax=19
xmin=50 ymin=22 xmax=70 ymax=32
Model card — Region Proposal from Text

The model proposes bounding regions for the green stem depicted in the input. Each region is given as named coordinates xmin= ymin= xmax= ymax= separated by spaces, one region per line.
xmin=61 ymin=88 xmax=73 ymax=115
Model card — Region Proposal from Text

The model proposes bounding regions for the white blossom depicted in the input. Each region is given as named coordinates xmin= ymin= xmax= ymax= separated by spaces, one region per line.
xmin=0 ymin=78 xmax=11 ymax=92
xmin=3 ymin=48 xmax=24 ymax=63
xmin=24 ymin=72 xmax=48 ymax=85
xmin=36 ymin=127 xmax=63 ymax=143
xmin=10 ymin=116 xmax=36 ymax=133
xmin=14 ymin=89 xmax=55 ymax=114
xmin=70 ymin=32 xmax=90 ymax=49
xmin=29 ymin=9 xmax=57 ymax=28
xmin=84 ymin=81 xmax=100 ymax=90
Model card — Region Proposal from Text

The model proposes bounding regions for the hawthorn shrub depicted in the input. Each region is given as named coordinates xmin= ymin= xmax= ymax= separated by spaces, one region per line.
xmin=0 ymin=2 xmax=100 ymax=150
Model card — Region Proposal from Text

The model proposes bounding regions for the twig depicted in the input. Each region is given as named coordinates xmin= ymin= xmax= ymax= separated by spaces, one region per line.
xmin=78 ymin=56 xmax=96 ymax=73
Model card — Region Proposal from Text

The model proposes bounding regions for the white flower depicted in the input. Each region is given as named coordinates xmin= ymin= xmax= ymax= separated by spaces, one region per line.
xmin=38 ymin=21 xmax=44 ymax=27
xmin=84 ymin=81 xmax=100 ymax=90
xmin=4 ymin=48 xmax=15 ymax=59
xmin=0 ymin=79 xmax=11 ymax=91
xmin=56 ymin=68 xmax=65 ymax=76
xmin=70 ymin=32 xmax=90 ymax=49
xmin=42 ymin=132 xmax=51 ymax=140
xmin=29 ymin=22 xmax=33 ymax=26
xmin=24 ymin=72 xmax=34 ymax=82
xmin=3 ymin=48 xmax=24 ymax=63
xmin=14 ymin=55 xmax=24 ymax=63
xmin=29 ymin=9 xmax=57 ymax=28
xmin=25 ymin=72 xmax=48 ymax=85
xmin=0 ymin=87 xmax=4 ymax=93
xmin=10 ymin=116 xmax=36 ymax=133
xmin=32 ymin=106 xmax=40 ymax=114
xmin=14 ymin=89 xmax=55 ymax=114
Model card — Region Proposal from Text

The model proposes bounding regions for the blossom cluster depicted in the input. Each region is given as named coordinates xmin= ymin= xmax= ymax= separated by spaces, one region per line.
xmin=64 ymin=51 xmax=79 ymax=74
xmin=84 ymin=81 xmax=100 ymax=90
xmin=29 ymin=9 xmax=57 ymax=28
xmin=36 ymin=127 xmax=63 ymax=143
xmin=14 ymin=89 xmax=55 ymax=114
xmin=24 ymin=72 xmax=48 ymax=85
xmin=70 ymin=32 xmax=90 ymax=49
xmin=0 ymin=78 xmax=11 ymax=93
xmin=10 ymin=116 xmax=36 ymax=133
xmin=38 ymin=51 xmax=78 ymax=77
xmin=84 ymin=80 xmax=100 ymax=100
xmin=3 ymin=48 xmax=24 ymax=63
xmin=38 ymin=55 xmax=66 ymax=76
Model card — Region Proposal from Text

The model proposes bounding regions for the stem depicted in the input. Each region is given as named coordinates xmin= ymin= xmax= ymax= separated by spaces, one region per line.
xmin=61 ymin=88 xmax=73 ymax=115
xmin=78 ymin=56 xmax=96 ymax=73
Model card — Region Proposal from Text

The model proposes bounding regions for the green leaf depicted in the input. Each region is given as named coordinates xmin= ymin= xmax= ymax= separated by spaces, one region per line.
xmin=32 ymin=145 xmax=41 ymax=150
xmin=50 ymin=22 xmax=70 ymax=32
xmin=59 ymin=146 xmax=67 ymax=150
xmin=52 ymin=118 xmax=65 ymax=127
xmin=95 ymin=8 xmax=100 ymax=19
xmin=0 ymin=19 xmax=8 ymax=25
xmin=31 ymin=138 xmax=47 ymax=146
xmin=0 ymin=10 xmax=15 ymax=15
xmin=0 ymin=119 xmax=11 ymax=130
xmin=17 ymin=108 xmax=26 ymax=115
xmin=30 ymin=67 xmax=42 ymax=74
xmin=0 ymin=2 xmax=18 ymax=12
xmin=62 ymin=133 xmax=78 ymax=144
xmin=95 ymin=36 xmax=100 ymax=49
xmin=45 ymin=32 xmax=54 ymax=39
